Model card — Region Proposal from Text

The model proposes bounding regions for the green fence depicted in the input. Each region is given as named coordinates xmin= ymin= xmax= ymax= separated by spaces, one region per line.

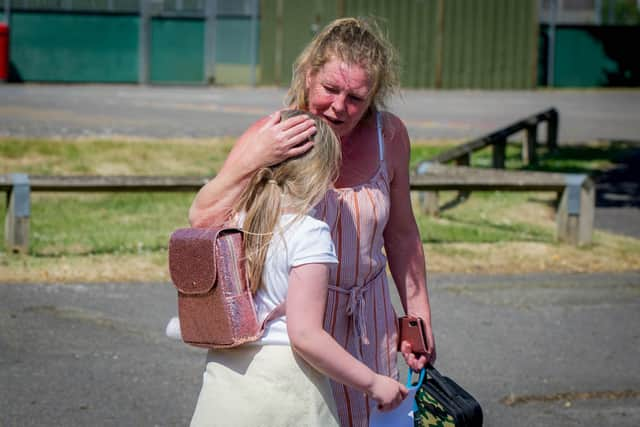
xmin=214 ymin=16 xmax=259 ymax=85
xmin=7 ymin=11 xmax=139 ymax=82
xmin=260 ymin=0 xmax=538 ymax=89
xmin=3 ymin=11 xmax=256 ymax=85
xmin=5 ymin=3 xmax=638 ymax=88
xmin=150 ymin=18 xmax=204 ymax=84
xmin=149 ymin=16 xmax=258 ymax=85
xmin=259 ymin=0 xmax=338 ymax=86
xmin=540 ymin=24 xmax=640 ymax=87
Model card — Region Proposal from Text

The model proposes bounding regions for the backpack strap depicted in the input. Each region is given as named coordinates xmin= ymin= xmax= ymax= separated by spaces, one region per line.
xmin=258 ymin=302 xmax=286 ymax=333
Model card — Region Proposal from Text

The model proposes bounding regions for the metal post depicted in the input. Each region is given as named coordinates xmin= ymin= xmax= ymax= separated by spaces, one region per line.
xmin=434 ymin=0 xmax=445 ymax=88
xmin=204 ymin=0 xmax=217 ymax=84
xmin=608 ymin=0 xmax=615 ymax=24
xmin=249 ymin=0 xmax=258 ymax=86
xmin=3 ymin=0 xmax=10 ymax=24
xmin=547 ymin=0 xmax=557 ymax=87
xmin=5 ymin=173 xmax=30 ymax=253
xmin=138 ymin=0 xmax=150 ymax=85
xmin=274 ymin=0 xmax=284 ymax=85
xmin=556 ymin=174 xmax=594 ymax=246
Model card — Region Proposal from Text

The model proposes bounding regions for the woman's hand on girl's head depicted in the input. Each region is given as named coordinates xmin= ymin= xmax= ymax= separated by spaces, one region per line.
xmin=369 ymin=374 xmax=408 ymax=412
xmin=248 ymin=110 xmax=317 ymax=169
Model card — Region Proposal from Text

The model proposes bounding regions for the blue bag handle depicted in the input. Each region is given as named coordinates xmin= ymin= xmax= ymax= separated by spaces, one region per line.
xmin=405 ymin=368 xmax=426 ymax=412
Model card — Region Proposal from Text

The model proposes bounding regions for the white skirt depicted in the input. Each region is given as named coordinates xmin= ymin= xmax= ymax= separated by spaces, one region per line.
xmin=190 ymin=345 xmax=340 ymax=427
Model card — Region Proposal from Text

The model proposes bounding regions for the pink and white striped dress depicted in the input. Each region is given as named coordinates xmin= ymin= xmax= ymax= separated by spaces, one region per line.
xmin=315 ymin=112 xmax=399 ymax=427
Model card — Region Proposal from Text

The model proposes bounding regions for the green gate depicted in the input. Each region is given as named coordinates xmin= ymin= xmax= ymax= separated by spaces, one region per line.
xmin=6 ymin=11 xmax=139 ymax=83
xmin=150 ymin=18 xmax=205 ymax=84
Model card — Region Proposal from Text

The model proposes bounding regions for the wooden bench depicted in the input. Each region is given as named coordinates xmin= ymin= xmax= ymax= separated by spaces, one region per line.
xmin=1 ymin=174 xmax=209 ymax=254
xmin=409 ymin=107 xmax=594 ymax=245
xmin=2 ymin=168 xmax=594 ymax=253
xmin=411 ymin=163 xmax=595 ymax=246
xmin=425 ymin=108 xmax=558 ymax=168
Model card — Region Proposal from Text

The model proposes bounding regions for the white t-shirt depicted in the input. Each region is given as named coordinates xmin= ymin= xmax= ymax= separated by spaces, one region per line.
xmin=250 ymin=213 xmax=338 ymax=345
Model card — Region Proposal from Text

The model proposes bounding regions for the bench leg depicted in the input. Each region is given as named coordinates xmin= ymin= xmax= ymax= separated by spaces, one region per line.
xmin=556 ymin=176 xmax=594 ymax=246
xmin=5 ymin=174 xmax=31 ymax=254
xmin=416 ymin=191 xmax=440 ymax=217
xmin=456 ymin=154 xmax=471 ymax=167
xmin=492 ymin=139 xmax=506 ymax=169
xmin=547 ymin=109 xmax=559 ymax=152
xmin=522 ymin=124 xmax=538 ymax=166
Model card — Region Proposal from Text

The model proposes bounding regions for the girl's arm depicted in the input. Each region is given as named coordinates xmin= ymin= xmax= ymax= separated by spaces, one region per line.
xmin=286 ymin=263 xmax=408 ymax=411
xmin=382 ymin=112 xmax=436 ymax=370
xmin=189 ymin=111 xmax=316 ymax=227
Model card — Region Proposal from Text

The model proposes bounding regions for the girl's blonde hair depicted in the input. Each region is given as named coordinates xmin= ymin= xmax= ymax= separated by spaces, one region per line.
xmin=234 ymin=110 xmax=341 ymax=293
xmin=287 ymin=17 xmax=399 ymax=112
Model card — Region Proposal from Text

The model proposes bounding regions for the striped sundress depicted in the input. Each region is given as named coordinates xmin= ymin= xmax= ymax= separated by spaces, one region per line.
xmin=315 ymin=112 xmax=399 ymax=427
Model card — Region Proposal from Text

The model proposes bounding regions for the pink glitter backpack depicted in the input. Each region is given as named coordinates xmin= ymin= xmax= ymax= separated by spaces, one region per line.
xmin=168 ymin=227 xmax=283 ymax=349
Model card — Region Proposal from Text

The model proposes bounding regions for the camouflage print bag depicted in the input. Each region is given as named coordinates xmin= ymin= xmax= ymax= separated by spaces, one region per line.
xmin=408 ymin=365 xmax=483 ymax=427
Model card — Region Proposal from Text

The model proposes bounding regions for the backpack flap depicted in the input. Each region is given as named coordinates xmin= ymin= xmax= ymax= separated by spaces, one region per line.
xmin=169 ymin=228 xmax=221 ymax=295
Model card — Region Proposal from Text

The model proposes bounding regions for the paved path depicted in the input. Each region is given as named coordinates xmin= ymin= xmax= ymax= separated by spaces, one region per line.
xmin=594 ymin=146 xmax=640 ymax=238
xmin=2 ymin=273 xmax=639 ymax=426
xmin=1 ymin=85 xmax=639 ymax=142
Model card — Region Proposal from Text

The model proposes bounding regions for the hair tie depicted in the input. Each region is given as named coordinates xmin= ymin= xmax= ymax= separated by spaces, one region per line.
xmin=268 ymin=179 xmax=278 ymax=185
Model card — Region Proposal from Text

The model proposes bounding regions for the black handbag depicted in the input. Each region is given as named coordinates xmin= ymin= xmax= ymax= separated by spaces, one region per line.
xmin=408 ymin=364 xmax=483 ymax=427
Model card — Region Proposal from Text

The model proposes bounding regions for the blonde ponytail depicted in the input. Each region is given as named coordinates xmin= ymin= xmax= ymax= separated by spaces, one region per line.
xmin=238 ymin=169 xmax=283 ymax=293
xmin=234 ymin=110 xmax=341 ymax=293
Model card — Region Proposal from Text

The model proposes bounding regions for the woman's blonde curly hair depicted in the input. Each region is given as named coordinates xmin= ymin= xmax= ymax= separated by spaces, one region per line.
xmin=286 ymin=17 xmax=399 ymax=112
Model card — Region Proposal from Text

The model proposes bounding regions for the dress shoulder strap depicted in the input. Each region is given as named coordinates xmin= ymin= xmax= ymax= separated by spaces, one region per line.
xmin=376 ymin=111 xmax=384 ymax=163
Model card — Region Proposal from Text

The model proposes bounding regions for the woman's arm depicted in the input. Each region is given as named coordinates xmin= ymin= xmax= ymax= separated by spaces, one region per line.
xmin=287 ymin=263 xmax=408 ymax=411
xmin=382 ymin=113 xmax=436 ymax=369
xmin=189 ymin=111 xmax=316 ymax=227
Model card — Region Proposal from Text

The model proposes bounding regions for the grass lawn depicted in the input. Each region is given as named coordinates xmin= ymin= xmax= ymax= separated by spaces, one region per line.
xmin=1 ymin=137 xmax=639 ymax=283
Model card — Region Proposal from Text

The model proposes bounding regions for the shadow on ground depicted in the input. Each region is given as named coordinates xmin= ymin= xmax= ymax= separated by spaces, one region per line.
xmin=594 ymin=140 xmax=640 ymax=209
xmin=526 ymin=140 xmax=640 ymax=238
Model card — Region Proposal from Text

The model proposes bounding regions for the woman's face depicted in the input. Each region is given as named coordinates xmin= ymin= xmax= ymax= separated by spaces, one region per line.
xmin=306 ymin=58 xmax=373 ymax=138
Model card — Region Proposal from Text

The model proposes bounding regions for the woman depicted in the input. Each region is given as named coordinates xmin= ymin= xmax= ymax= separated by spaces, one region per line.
xmin=189 ymin=17 xmax=435 ymax=427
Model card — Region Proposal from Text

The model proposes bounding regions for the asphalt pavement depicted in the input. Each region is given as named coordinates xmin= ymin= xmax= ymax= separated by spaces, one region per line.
xmin=1 ymin=85 xmax=639 ymax=142
xmin=1 ymin=85 xmax=639 ymax=426
xmin=2 ymin=272 xmax=639 ymax=427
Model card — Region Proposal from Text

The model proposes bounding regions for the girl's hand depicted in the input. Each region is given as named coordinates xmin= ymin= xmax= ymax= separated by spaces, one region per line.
xmin=368 ymin=374 xmax=408 ymax=412
xmin=245 ymin=110 xmax=316 ymax=170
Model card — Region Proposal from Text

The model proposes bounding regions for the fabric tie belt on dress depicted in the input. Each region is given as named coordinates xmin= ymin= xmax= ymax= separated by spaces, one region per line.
xmin=327 ymin=268 xmax=386 ymax=349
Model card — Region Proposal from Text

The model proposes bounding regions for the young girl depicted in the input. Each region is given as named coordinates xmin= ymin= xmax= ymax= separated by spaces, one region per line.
xmin=187 ymin=110 xmax=407 ymax=427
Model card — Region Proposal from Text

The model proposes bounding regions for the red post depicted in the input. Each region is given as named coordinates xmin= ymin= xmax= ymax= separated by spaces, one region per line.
xmin=0 ymin=22 xmax=9 ymax=82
